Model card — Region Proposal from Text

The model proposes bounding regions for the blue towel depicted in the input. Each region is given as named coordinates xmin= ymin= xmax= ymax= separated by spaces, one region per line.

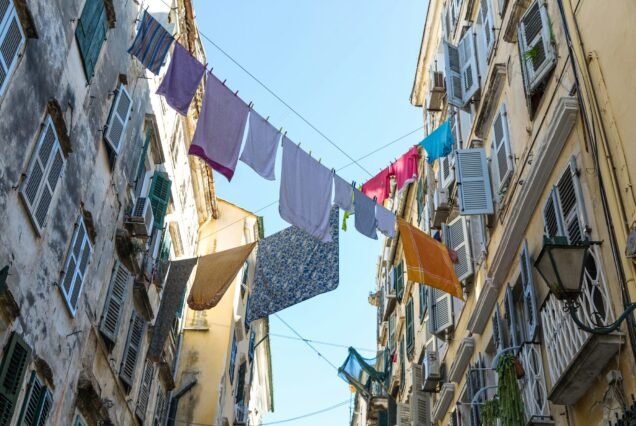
xmin=128 ymin=11 xmax=174 ymax=75
xmin=420 ymin=120 xmax=454 ymax=164
xmin=354 ymin=189 xmax=378 ymax=240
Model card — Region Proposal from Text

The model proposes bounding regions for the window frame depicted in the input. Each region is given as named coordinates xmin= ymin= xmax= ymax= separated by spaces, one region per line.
xmin=60 ymin=215 xmax=93 ymax=317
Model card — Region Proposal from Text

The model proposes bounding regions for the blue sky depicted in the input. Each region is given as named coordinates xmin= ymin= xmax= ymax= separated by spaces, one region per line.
xmin=192 ymin=1 xmax=428 ymax=424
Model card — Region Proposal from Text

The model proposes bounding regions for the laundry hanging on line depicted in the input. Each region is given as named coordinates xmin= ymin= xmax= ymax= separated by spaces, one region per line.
xmin=420 ymin=119 xmax=454 ymax=164
xmin=375 ymin=203 xmax=396 ymax=238
xmin=239 ymin=111 xmax=280 ymax=181
xmin=390 ymin=145 xmax=420 ymax=192
xmin=353 ymin=189 xmax=378 ymax=240
xmin=189 ymin=72 xmax=250 ymax=182
xmin=156 ymin=42 xmax=206 ymax=115
xmin=247 ymin=207 xmax=340 ymax=324
xmin=128 ymin=11 xmax=174 ymax=75
xmin=333 ymin=173 xmax=354 ymax=213
xmin=361 ymin=167 xmax=391 ymax=204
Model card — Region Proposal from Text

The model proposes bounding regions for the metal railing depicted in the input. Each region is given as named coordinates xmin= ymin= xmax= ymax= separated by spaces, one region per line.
xmin=540 ymin=245 xmax=615 ymax=384
xmin=518 ymin=343 xmax=550 ymax=421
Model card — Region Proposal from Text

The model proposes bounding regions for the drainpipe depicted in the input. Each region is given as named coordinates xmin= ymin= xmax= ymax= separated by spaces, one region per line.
xmin=554 ymin=0 xmax=636 ymax=365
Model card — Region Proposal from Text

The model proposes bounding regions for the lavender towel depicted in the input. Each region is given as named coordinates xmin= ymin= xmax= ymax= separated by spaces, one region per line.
xmin=375 ymin=203 xmax=396 ymax=238
xmin=156 ymin=43 xmax=206 ymax=115
xmin=333 ymin=174 xmax=354 ymax=213
xmin=189 ymin=73 xmax=250 ymax=181
xmin=239 ymin=111 xmax=280 ymax=180
xmin=354 ymin=189 xmax=378 ymax=240
xmin=279 ymin=137 xmax=334 ymax=242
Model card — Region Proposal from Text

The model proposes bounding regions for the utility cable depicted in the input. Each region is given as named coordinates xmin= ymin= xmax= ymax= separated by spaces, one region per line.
xmin=273 ymin=313 xmax=340 ymax=371
xmin=260 ymin=400 xmax=350 ymax=425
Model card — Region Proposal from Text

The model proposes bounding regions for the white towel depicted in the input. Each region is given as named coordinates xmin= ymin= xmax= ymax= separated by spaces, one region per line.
xmin=279 ymin=137 xmax=334 ymax=242
xmin=376 ymin=203 xmax=396 ymax=238
xmin=239 ymin=111 xmax=280 ymax=180
xmin=333 ymin=174 xmax=354 ymax=213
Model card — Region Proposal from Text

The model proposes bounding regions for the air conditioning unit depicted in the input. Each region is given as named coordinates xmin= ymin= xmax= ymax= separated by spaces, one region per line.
xmin=127 ymin=197 xmax=154 ymax=236
xmin=235 ymin=319 xmax=245 ymax=341
xmin=432 ymin=189 xmax=451 ymax=228
xmin=422 ymin=351 xmax=441 ymax=392
xmin=426 ymin=71 xmax=445 ymax=111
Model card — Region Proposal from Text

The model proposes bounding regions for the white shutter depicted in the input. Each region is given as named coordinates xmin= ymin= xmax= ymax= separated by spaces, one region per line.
xmin=439 ymin=154 xmax=455 ymax=190
xmin=136 ymin=361 xmax=154 ymax=420
xmin=505 ymin=285 xmax=520 ymax=348
xmin=459 ymin=29 xmax=479 ymax=104
xmin=456 ymin=148 xmax=494 ymax=215
xmin=480 ymin=0 xmax=495 ymax=58
xmin=555 ymin=157 xmax=587 ymax=243
xmin=61 ymin=216 xmax=92 ymax=316
xmin=469 ymin=215 xmax=486 ymax=265
xmin=444 ymin=41 xmax=464 ymax=107
xmin=520 ymin=239 xmax=539 ymax=340
xmin=543 ymin=188 xmax=564 ymax=238
xmin=491 ymin=104 xmax=514 ymax=191
xmin=105 ymin=84 xmax=133 ymax=153
xmin=19 ymin=116 xmax=65 ymax=234
xmin=411 ymin=392 xmax=432 ymax=426
xmin=120 ymin=310 xmax=146 ymax=387
xmin=0 ymin=0 xmax=25 ymax=97
xmin=397 ymin=402 xmax=411 ymax=426
xmin=518 ymin=0 xmax=556 ymax=93
xmin=430 ymin=288 xmax=453 ymax=336
xmin=100 ymin=261 xmax=132 ymax=344
xmin=446 ymin=216 xmax=473 ymax=282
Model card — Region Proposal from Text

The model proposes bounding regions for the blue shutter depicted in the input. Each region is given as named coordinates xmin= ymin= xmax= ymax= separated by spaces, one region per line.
xmin=456 ymin=148 xmax=494 ymax=215
xmin=520 ymin=240 xmax=539 ymax=340
xmin=75 ymin=0 xmax=106 ymax=79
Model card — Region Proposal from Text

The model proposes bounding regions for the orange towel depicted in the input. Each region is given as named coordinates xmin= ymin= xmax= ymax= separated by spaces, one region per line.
xmin=397 ymin=218 xmax=464 ymax=300
xmin=187 ymin=242 xmax=257 ymax=310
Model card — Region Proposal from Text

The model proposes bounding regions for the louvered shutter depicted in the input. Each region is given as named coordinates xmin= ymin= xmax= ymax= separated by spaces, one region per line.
xmin=120 ymin=311 xmax=146 ymax=387
xmin=543 ymin=189 xmax=564 ymax=238
xmin=75 ymin=0 xmax=106 ymax=79
xmin=405 ymin=298 xmax=414 ymax=352
xmin=105 ymin=84 xmax=132 ymax=153
xmin=459 ymin=29 xmax=479 ymax=104
xmin=456 ymin=148 xmax=494 ymax=215
xmin=419 ymin=284 xmax=428 ymax=321
xmin=0 ymin=0 xmax=25 ymax=97
xmin=19 ymin=117 xmax=65 ymax=234
xmin=492 ymin=105 xmax=514 ymax=191
xmin=17 ymin=372 xmax=52 ymax=426
xmin=61 ymin=217 xmax=92 ymax=316
xmin=492 ymin=304 xmax=506 ymax=353
xmin=469 ymin=215 xmax=486 ymax=266
xmin=229 ymin=335 xmax=237 ymax=384
xmin=388 ymin=312 xmax=396 ymax=352
xmin=480 ymin=0 xmax=495 ymax=57
xmin=439 ymin=154 xmax=455 ymax=189
xmin=153 ymin=385 xmax=166 ymax=426
xmin=0 ymin=333 xmax=31 ymax=426
xmin=411 ymin=392 xmax=432 ymax=426
xmin=505 ymin=285 xmax=520 ymax=348
xmin=518 ymin=0 xmax=556 ymax=93
xmin=430 ymin=288 xmax=453 ymax=336
xmin=468 ymin=363 xmax=481 ymax=425
xmin=394 ymin=262 xmax=404 ymax=302
xmin=556 ymin=158 xmax=587 ymax=243
xmin=445 ymin=216 xmax=473 ymax=282
xmin=397 ymin=402 xmax=411 ymax=426
xmin=100 ymin=261 xmax=132 ymax=344
xmin=444 ymin=41 xmax=464 ymax=107
xmin=149 ymin=171 xmax=172 ymax=229
xmin=135 ymin=361 xmax=154 ymax=421
xmin=520 ymin=239 xmax=539 ymax=340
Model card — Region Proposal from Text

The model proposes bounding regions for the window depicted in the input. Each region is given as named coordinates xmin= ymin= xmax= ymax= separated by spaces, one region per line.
xmin=75 ymin=0 xmax=107 ymax=80
xmin=518 ymin=0 xmax=556 ymax=94
xmin=241 ymin=260 xmax=249 ymax=299
xmin=399 ymin=339 xmax=405 ymax=392
xmin=416 ymin=174 xmax=426 ymax=225
xmin=149 ymin=171 xmax=172 ymax=230
xmin=491 ymin=303 xmax=507 ymax=353
xmin=17 ymin=371 xmax=52 ymax=426
xmin=490 ymin=105 xmax=514 ymax=193
xmin=456 ymin=148 xmax=494 ymax=215
xmin=19 ymin=116 xmax=65 ymax=234
xmin=73 ymin=413 xmax=87 ymax=426
xmin=0 ymin=0 xmax=25 ymax=97
xmin=394 ymin=262 xmax=404 ymax=302
xmin=104 ymin=84 xmax=132 ymax=154
xmin=520 ymin=240 xmax=539 ymax=341
xmin=419 ymin=284 xmax=428 ymax=322
xmin=135 ymin=361 xmax=154 ymax=421
xmin=479 ymin=0 xmax=495 ymax=59
xmin=235 ymin=362 xmax=247 ymax=405
xmin=428 ymin=288 xmax=454 ymax=337
xmin=60 ymin=215 xmax=93 ymax=316
xmin=119 ymin=310 xmax=146 ymax=388
xmin=0 ymin=333 xmax=31 ymax=425
xmin=405 ymin=297 xmax=414 ymax=355
xmin=444 ymin=216 xmax=473 ymax=282
xmin=444 ymin=28 xmax=479 ymax=107
xmin=388 ymin=313 xmax=396 ymax=352
xmin=229 ymin=334 xmax=237 ymax=384
xmin=153 ymin=385 xmax=166 ymax=426
xmin=99 ymin=261 xmax=132 ymax=345
xmin=248 ymin=330 xmax=255 ymax=362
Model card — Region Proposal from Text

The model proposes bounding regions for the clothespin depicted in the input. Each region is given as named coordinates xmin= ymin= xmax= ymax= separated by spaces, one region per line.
xmin=248 ymin=102 xmax=253 ymax=109
xmin=234 ymin=90 xmax=239 ymax=97
xmin=351 ymin=180 xmax=356 ymax=188
xmin=222 ymin=79 xmax=227 ymax=85
xmin=265 ymin=116 xmax=270 ymax=122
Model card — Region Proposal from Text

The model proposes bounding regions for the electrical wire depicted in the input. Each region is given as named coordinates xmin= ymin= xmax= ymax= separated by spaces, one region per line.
xmin=260 ymin=400 xmax=350 ymax=425
xmin=274 ymin=313 xmax=340 ymax=371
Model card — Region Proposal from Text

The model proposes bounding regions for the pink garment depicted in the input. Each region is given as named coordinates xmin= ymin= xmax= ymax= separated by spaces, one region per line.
xmin=361 ymin=168 xmax=391 ymax=204
xmin=390 ymin=146 xmax=420 ymax=192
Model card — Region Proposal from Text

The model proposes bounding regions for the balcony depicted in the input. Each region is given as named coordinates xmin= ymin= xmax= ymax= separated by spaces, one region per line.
xmin=540 ymin=245 xmax=625 ymax=405
xmin=518 ymin=343 xmax=552 ymax=425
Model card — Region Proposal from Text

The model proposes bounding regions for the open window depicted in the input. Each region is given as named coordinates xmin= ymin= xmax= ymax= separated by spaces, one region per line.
xmin=444 ymin=29 xmax=479 ymax=108
xmin=518 ymin=0 xmax=556 ymax=94
xmin=0 ymin=0 xmax=26 ymax=97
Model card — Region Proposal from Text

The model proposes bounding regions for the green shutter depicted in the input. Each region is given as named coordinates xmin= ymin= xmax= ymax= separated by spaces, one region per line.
xmin=419 ymin=284 xmax=427 ymax=322
xmin=0 ymin=333 xmax=31 ymax=425
xmin=406 ymin=298 xmax=414 ymax=353
xmin=17 ymin=371 xmax=52 ymax=426
xmin=395 ymin=262 xmax=404 ymax=302
xmin=75 ymin=0 xmax=106 ymax=79
xmin=149 ymin=172 xmax=172 ymax=229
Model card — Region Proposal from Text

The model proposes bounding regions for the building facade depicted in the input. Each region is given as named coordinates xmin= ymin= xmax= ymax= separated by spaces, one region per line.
xmin=172 ymin=199 xmax=274 ymax=426
xmin=0 ymin=0 xmax=216 ymax=424
xmin=360 ymin=0 xmax=636 ymax=425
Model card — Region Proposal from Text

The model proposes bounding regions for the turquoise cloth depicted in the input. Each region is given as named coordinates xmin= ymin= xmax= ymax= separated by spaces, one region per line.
xmin=420 ymin=120 xmax=454 ymax=164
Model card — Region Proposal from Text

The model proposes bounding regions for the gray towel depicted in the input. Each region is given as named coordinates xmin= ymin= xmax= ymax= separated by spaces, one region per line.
xmin=354 ymin=189 xmax=378 ymax=240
